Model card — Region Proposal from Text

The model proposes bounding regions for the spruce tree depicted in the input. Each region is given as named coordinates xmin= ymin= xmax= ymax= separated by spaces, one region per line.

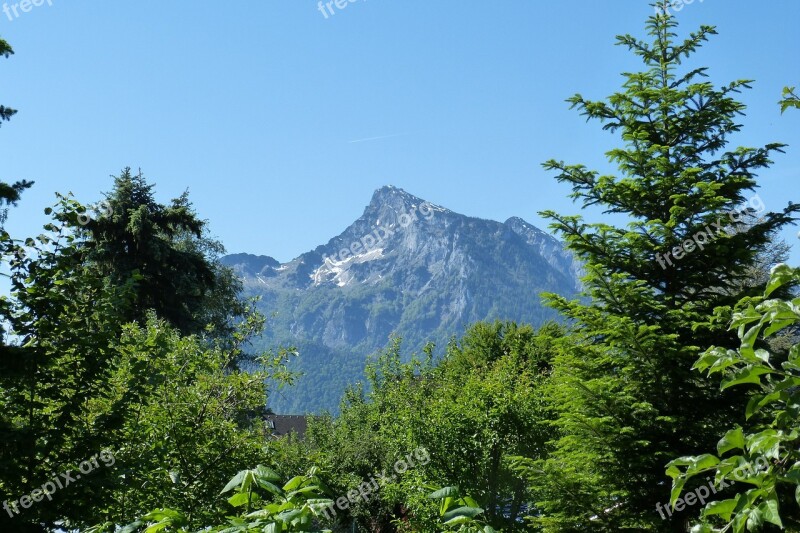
xmin=535 ymin=4 xmax=800 ymax=530
xmin=82 ymin=168 xmax=244 ymax=336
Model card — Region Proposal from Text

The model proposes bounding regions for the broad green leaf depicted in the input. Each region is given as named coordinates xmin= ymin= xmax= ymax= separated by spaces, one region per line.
xmin=718 ymin=427 xmax=745 ymax=455
xmin=746 ymin=392 xmax=782 ymax=420
xmin=666 ymin=456 xmax=696 ymax=469
xmin=255 ymin=465 xmax=281 ymax=482
xmin=687 ymin=454 xmax=720 ymax=476
xmin=442 ymin=505 xmax=484 ymax=521
xmin=732 ymin=304 xmax=762 ymax=330
xmin=740 ymin=324 xmax=761 ymax=355
xmin=790 ymin=344 xmax=800 ymax=364
xmin=462 ymin=496 xmax=480 ymax=508
xmin=443 ymin=515 xmax=478 ymax=526
xmin=227 ymin=492 xmax=252 ymax=508
xmin=221 ymin=470 xmax=247 ymax=494
xmin=244 ymin=509 xmax=274 ymax=519
xmin=263 ymin=522 xmax=281 ymax=533
xmin=140 ymin=509 xmax=186 ymax=522
xmin=784 ymin=463 xmax=800 ymax=483
xmin=441 ymin=496 xmax=453 ymax=516
xmin=721 ymin=366 xmax=773 ymax=390
xmin=747 ymin=507 xmax=764 ymax=530
xmin=747 ymin=430 xmax=781 ymax=459
xmin=703 ymin=498 xmax=737 ymax=520
xmin=257 ymin=479 xmax=284 ymax=498
xmin=758 ymin=499 xmax=782 ymax=527
xmin=307 ymin=498 xmax=336 ymax=516
xmin=732 ymin=511 xmax=747 ymax=533
xmin=716 ymin=455 xmax=745 ymax=480
xmin=765 ymin=264 xmax=797 ymax=297
xmin=282 ymin=475 xmax=305 ymax=492
xmin=670 ymin=477 xmax=686 ymax=509
xmin=428 ymin=486 xmax=460 ymax=499
xmin=764 ymin=319 xmax=794 ymax=338
xmin=275 ymin=509 xmax=303 ymax=522
xmin=753 ymin=349 xmax=771 ymax=363
xmin=665 ymin=464 xmax=681 ymax=479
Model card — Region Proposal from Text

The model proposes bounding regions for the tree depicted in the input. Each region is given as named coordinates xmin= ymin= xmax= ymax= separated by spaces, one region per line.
xmin=0 ymin=36 xmax=33 ymax=226
xmin=780 ymin=86 xmax=799 ymax=114
xmin=275 ymin=321 xmax=561 ymax=531
xmin=81 ymin=312 xmax=294 ymax=529
xmin=81 ymin=168 xmax=244 ymax=336
xmin=408 ymin=322 xmax=558 ymax=530
xmin=0 ymin=193 xmax=291 ymax=531
xmin=668 ymin=264 xmax=800 ymax=531
xmin=107 ymin=466 xmax=335 ymax=533
xmin=0 ymin=196 xmax=132 ymax=532
xmin=533 ymin=3 xmax=800 ymax=530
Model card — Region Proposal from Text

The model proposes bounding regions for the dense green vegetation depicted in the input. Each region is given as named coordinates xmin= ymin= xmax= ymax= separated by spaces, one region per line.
xmin=518 ymin=10 xmax=799 ymax=532
xmin=1 ymin=3 xmax=799 ymax=532
xmin=237 ymin=208 xmax=577 ymax=415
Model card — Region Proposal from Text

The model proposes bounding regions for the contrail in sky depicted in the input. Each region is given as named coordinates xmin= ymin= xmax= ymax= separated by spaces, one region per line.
xmin=347 ymin=133 xmax=407 ymax=144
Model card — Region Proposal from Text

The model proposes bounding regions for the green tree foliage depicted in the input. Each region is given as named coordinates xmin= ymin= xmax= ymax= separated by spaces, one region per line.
xmin=408 ymin=322 xmax=558 ymax=530
xmin=668 ymin=264 xmax=800 ymax=532
xmin=0 ymin=196 xmax=134 ymax=531
xmin=272 ymin=321 xmax=561 ymax=531
xmin=532 ymin=4 xmax=800 ymax=530
xmin=82 ymin=168 xmax=244 ymax=336
xmin=0 ymin=193 xmax=292 ymax=531
xmin=108 ymin=466 xmax=335 ymax=533
xmin=84 ymin=313 xmax=294 ymax=529
xmin=780 ymin=87 xmax=799 ymax=114
xmin=0 ymin=37 xmax=14 ymax=124
xmin=0 ymin=36 xmax=33 ymax=225
xmin=427 ymin=486 xmax=496 ymax=533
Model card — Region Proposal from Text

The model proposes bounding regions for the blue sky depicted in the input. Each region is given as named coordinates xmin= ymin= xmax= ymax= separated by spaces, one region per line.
xmin=2 ymin=0 xmax=799 ymax=264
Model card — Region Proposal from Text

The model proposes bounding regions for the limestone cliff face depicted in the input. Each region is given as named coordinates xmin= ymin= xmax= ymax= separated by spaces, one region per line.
xmin=221 ymin=185 xmax=580 ymax=413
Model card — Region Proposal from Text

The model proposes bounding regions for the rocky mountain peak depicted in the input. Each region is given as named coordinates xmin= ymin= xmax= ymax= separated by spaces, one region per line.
xmin=220 ymin=186 xmax=582 ymax=412
xmin=362 ymin=186 xmax=450 ymax=226
xmin=368 ymin=185 xmax=420 ymax=206
xmin=504 ymin=216 xmax=550 ymax=244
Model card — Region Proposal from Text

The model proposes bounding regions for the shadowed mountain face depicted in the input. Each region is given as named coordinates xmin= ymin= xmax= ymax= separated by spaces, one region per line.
xmin=221 ymin=185 xmax=581 ymax=413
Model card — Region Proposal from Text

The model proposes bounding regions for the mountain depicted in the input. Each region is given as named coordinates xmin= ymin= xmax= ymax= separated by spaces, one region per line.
xmin=221 ymin=185 xmax=581 ymax=413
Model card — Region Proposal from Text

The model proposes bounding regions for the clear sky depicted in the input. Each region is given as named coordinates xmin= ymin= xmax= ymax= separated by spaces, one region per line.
xmin=2 ymin=0 xmax=799 ymax=264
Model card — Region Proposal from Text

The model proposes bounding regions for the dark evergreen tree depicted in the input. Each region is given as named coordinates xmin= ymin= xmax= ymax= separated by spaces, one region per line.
xmin=532 ymin=4 xmax=800 ymax=530
xmin=0 ymin=195 xmax=283 ymax=531
xmin=81 ymin=168 xmax=244 ymax=336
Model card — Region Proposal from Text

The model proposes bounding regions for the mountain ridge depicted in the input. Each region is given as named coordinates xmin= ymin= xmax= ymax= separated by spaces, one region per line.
xmin=222 ymin=185 xmax=581 ymax=413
